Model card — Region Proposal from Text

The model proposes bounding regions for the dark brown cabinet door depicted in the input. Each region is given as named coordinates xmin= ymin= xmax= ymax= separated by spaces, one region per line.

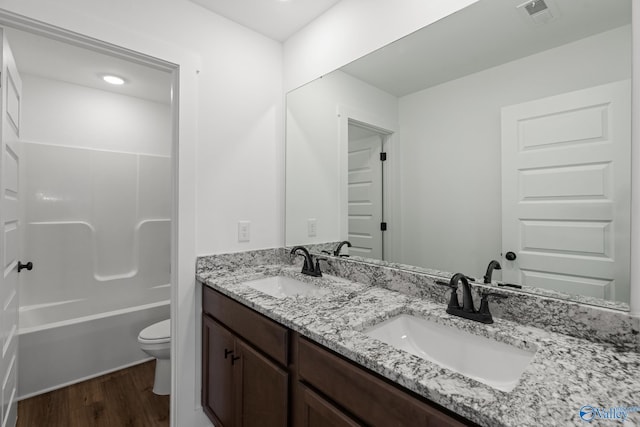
xmin=299 ymin=384 xmax=361 ymax=427
xmin=202 ymin=316 xmax=236 ymax=427
xmin=237 ymin=339 xmax=288 ymax=427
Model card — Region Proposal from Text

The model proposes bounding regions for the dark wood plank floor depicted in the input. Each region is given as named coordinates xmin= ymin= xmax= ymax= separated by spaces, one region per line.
xmin=17 ymin=361 xmax=170 ymax=427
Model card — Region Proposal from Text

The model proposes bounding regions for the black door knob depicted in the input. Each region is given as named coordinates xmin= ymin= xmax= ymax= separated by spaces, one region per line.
xmin=18 ymin=261 xmax=33 ymax=272
xmin=505 ymin=252 xmax=517 ymax=261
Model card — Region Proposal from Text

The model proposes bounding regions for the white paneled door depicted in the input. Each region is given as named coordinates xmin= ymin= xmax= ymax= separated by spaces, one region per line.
xmin=0 ymin=29 xmax=21 ymax=427
xmin=348 ymin=133 xmax=383 ymax=259
xmin=502 ymin=80 xmax=631 ymax=302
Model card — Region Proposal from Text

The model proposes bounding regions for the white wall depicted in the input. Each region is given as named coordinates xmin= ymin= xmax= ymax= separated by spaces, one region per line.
xmin=398 ymin=26 xmax=632 ymax=279
xmin=0 ymin=1 xmax=282 ymax=425
xmin=286 ymin=70 xmax=397 ymax=245
xmin=283 ymin=0 xmax=478 ymax=92
xmin=21 ymin=74 xmax=171 ymax=156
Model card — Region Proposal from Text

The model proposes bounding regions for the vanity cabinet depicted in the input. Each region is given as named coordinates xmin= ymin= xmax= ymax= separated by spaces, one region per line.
xmin=202 ymin=285 xmax=473 ymax=427
xmin=202 ymin=287 xmax=289 ymax=427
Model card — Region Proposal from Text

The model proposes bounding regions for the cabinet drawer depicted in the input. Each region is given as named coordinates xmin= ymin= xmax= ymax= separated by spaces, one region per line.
xmin=298 ymin=338 xmax=468 ymax=427
xmin=299 ymin=383 xmax=361 ymax=427
xmin=203 ymin=286 xmax=289 ymax=366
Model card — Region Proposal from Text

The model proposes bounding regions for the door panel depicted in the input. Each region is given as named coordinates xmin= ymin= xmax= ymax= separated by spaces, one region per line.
xmin=501 ymin=81 xmax=630 ymax=301
xmin=348 ymin=134 xmax=383 ymax=259
xmin=519 ymin=163 xmax=610 ymax=199
xmin=520 ymin=220 xmax=610 ymax=255
xmin=518 ymin=103 xmax=607 ymax=148
xmin=0 ymin=30 xmax=21 ymax=427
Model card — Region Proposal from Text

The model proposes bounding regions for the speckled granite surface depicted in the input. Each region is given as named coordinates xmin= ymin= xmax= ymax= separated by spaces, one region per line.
xmin=306 ymin=254 xmax=639 ymax=352
xmin=196 ymin=249 xmax=640 ymax=427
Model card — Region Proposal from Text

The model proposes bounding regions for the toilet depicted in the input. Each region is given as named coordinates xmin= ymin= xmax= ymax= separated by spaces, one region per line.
xmin=138 ymin=319 xmax=171 ymax=395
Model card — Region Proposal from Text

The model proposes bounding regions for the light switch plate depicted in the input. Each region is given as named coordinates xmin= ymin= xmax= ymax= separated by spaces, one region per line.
xmin=238 ymin=221 xmax=250 ymax=242
xmin=307 ymin=218 xmax=317 ymax=237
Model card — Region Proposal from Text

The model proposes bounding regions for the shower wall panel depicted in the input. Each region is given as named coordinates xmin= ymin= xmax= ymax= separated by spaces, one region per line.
xmin=19 ymin=142 xmax=171 ymax=309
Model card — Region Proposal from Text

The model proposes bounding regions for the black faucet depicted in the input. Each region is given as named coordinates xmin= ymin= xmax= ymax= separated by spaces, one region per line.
xmin=333 ymin=240 xmax=351 ymax=257
xmin=483 ymin=260 xmax=502 ymax=284
xmin=290 ymin=246 xmax=323 ymax=277
xmin=446 ymin=273 xmax=506 ymax=324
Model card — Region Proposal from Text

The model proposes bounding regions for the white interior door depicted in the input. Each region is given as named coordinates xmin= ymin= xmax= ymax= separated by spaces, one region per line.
xmin=0 ymin=30 xmax=21 ymax=427
xmin=348 ymin=130 xmax=383 ymax=259
xmin=501 ymin=80 xmax=631 ymax=301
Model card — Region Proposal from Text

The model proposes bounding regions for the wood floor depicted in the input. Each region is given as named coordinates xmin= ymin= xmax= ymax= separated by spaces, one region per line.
xmin=17 ymin=361 xmax=170 ymax=427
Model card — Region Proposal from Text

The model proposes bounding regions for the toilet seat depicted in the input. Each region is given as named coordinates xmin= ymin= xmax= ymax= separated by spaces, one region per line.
xmin=138 ymin=319 xmax=170 ymax=344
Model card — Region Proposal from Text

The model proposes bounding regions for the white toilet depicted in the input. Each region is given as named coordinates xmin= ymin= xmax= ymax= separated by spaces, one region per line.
xmin=138 ymin=319 xmax=171 ymax=395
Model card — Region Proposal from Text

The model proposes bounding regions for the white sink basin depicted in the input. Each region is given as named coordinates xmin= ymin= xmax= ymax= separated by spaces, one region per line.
xmin=364 ymin=314 xmax=535 ymax=392
xmin=242 ymin=275 xmax=330 ymax=299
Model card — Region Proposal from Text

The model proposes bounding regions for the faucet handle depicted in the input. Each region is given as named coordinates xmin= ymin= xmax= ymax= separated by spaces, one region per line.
xmin=444 ymin=277 xmax=461 ymax=310
xmin=314 ymin=257 xmax=328 ymax=277
xmin=481 ymin=290 xmax=508 ymax=299
xmin=478 ymin=291 xmax=507 ymax=316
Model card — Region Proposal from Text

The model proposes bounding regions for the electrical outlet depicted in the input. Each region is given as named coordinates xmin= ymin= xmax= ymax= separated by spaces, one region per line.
xmin=307 ymin=218 xmax=317 ymax=237
xmin=238 ymin=221 xmax=250 ymax=242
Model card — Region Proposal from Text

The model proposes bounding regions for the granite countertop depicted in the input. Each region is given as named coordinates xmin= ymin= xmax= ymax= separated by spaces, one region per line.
xmin=197 ymin=263 xmax=640 ymax=427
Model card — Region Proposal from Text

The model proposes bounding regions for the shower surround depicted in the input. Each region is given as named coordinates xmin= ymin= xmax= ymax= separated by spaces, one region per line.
xmin=17 ymin=142 xmax=171 ymax=398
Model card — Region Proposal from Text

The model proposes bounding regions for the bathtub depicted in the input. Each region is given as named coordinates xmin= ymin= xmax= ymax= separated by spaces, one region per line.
xmin=17 ymin=220 xmax=172 ymax=399
xmin=18 ymin=287 xmax=170 ymax=399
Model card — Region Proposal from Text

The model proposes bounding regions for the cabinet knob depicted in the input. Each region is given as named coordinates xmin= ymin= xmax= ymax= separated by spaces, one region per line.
xmin=231 ymin=355 xmax=241 ymax=366
xmin=505 ymin=251 xmax=517 ymax=261
xmin=224 ymin=349 xmax=233 ymax=359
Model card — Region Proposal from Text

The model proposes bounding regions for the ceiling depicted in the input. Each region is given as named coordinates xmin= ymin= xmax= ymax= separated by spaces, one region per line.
xmin=4 ymin=0 xmax=342 ymax=102
xmin=340 ymin=0 xmax=631 ymax=97
xmin=4 ymin=0 xmax=629 ymax=106
xmin=190 ymin=0 xmax=342 ymax=41
xmin=6 ymin=28 xmax=173 ymax=104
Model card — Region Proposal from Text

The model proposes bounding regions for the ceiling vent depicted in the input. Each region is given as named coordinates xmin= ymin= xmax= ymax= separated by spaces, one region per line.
xmin=517 ymin=0 xmax=557 ymax=25
xmin=524 ymin=0 xmax=548 ymax=15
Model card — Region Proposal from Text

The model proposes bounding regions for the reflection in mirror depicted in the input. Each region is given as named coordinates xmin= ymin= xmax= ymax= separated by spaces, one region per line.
xmin=285 ymin=0 xmax=632 ymax=306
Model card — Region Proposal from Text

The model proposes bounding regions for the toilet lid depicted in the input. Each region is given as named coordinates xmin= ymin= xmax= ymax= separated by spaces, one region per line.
xmin=139 ymin=319 xmax=170 ymax=342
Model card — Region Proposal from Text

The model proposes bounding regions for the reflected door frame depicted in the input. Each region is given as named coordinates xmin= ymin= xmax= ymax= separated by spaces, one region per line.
xmin=337 ymin=106 xmax=398 ymax=261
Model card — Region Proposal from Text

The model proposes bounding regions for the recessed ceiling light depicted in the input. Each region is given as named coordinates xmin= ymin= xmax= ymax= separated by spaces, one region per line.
xmin=102 ymin=75 xmax=125 ymax=85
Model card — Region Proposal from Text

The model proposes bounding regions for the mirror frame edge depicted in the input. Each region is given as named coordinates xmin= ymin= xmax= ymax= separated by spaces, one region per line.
xmin=630 ymin=1 xmax=640 ymax=319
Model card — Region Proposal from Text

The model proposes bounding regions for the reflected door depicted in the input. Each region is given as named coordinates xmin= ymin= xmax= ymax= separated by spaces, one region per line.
xmin=501 ymin=80 xmax=631 ymax=302
xmin=348 ymin=128 xmax=383 ymax=260
xmin=0 ymin=29 xmax=21 ymax=427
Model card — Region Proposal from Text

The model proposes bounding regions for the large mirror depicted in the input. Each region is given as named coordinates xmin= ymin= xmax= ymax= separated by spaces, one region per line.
xmin=285 ymin=0 xmax=633 ymax=306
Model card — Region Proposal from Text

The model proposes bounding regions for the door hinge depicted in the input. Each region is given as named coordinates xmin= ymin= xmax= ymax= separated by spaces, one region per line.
xmin=380 ymin=152 xmax=387 ymax=161
xmin=380 ymin=222 xmax=387 ymax=231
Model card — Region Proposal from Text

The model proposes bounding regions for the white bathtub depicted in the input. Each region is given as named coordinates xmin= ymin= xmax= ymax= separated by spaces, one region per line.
xmin=18 ymin=288 xmax=170 ymax=399
xmin=17 ymin=220 xmax=172 ymax=399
